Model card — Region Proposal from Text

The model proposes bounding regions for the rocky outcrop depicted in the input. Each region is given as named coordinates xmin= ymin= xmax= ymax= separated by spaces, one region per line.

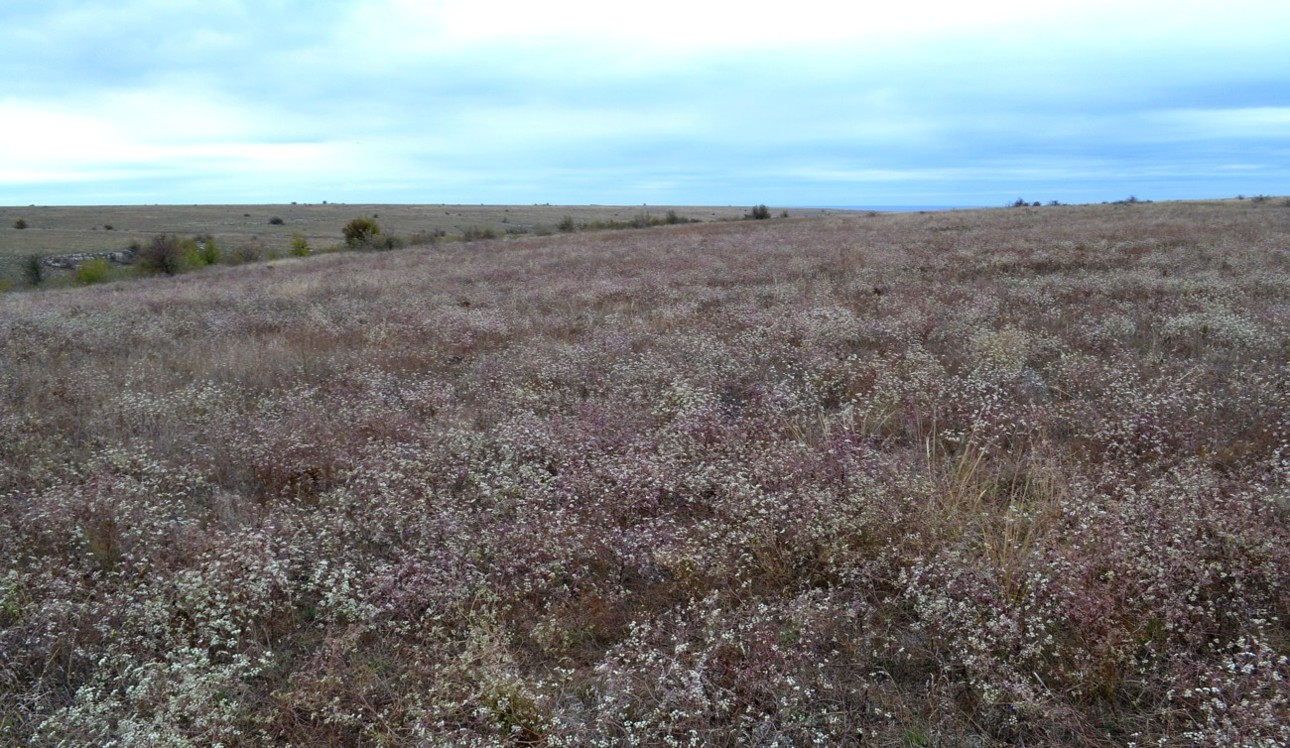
xmin=44 ymin=248 xmax=137 ymax=269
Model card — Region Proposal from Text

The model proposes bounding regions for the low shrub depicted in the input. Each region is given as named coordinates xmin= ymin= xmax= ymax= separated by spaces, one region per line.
xmin=268 ymin=216 xmax=285 ymax=225
xmin=290 ymin=233 xmax=311 ymax=257
xmin=343 ymin=217 xmax=381 ymax=247
xmin=23 ymin=254 xmax=44 ymax=287
xmin=408 ymin=229 xmax=446 ymax=245
xmin=558 ymin=215 xmax=577 ymax=233
xmin=13 ymin=218 xmax=27 ymax=229
xmin=748 ymin=204 xmax=771 ymax=220
xmin=461 ymin=226 xmax=497 ymax=242
xmin=226 ymin=241 xmax=266 ymax=265
xmin=137 ymin=234 xmax=187 ymax=275
xmin=74 ymin=257 xmax=112 ymax=285
xmin=198 ymin=236 xmax=220 ymax=266
xmin=630 ymin=212 xmax=654 ymax=228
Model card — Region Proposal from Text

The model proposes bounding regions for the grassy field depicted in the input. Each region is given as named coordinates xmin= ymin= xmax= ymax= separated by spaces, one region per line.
xmin=0 ymin=203 xmax=819 ymax=258
xmin=2 ymin=200 xmax=1288 ymax=745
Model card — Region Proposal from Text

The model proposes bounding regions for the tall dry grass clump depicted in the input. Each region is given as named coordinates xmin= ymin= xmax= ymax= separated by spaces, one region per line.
xmin=1 ymin=200 xmax=1288 ymax=745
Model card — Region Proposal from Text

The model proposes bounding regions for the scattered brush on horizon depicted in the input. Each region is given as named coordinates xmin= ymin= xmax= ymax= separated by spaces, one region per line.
xmin=1 ymin=201 xmax=1288 ymax=745
xmin=0 ymin=205 xmax=754 ymax=290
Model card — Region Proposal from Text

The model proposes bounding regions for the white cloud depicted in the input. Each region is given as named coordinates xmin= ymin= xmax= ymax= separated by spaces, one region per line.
xmin=3 ymin=0 xmax=1290 ymax=204
xmin=1146 ymin=107 xmax=1290 ymax=140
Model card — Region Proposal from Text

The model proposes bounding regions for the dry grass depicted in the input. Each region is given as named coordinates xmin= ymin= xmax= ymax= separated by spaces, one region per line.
xmin=2 ymin=199 xmax=1288 ymax=745
xmin=0 ymin=203 xmax=814 ymax=258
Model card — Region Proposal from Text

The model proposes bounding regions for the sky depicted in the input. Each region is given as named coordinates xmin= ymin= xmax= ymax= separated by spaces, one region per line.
xmin=1 ymin=0 xmax=1288 ymax=207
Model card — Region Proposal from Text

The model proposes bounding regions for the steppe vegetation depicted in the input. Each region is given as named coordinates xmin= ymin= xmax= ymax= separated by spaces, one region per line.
xmin=1 ymin=200 xmax=1288 ymax=745
xmin=0 ymin=204 xmax=803 ymax=290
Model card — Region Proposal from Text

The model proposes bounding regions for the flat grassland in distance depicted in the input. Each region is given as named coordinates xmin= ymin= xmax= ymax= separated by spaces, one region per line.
xmin=0 ymin=203 xmax=820 ymax=258
xmin=2 ymin=200 xmax=1288 ymax=745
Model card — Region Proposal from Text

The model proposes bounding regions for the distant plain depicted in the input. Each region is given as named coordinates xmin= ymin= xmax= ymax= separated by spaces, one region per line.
xmin=0 ymin=203 xmax=841 ymax=259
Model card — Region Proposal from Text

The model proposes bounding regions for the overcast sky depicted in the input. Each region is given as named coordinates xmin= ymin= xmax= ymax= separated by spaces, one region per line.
xmin=2 ymin=0 xmax=1287 ymax=206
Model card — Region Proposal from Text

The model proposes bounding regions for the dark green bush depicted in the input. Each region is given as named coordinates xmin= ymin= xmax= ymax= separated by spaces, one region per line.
xmin=23 ymin=254 xmax=44 ymax=287
xmin=749 ymin=204 xmax=771 ymax=220
xmin=290 ymin=233 xmax=311 ymax=257
xmin=268 ymin=216 xmax=285 ymax=225
xmin=343 ymin=217 xmax=381 ymax=247
xmin=13 ymin=218 xmax=27 ymax=229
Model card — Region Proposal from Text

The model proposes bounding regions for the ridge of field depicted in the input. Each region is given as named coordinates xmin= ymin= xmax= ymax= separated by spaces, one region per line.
xmin=0 ymin=203 xmax=835 ymax=258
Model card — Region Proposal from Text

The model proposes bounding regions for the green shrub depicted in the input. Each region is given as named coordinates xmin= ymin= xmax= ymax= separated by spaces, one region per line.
xmin=343 ymin=217 xmax=381 ymax=247
xmin=23 ymin=254 xmax=44 ymax=287
xmin=198 ymin=236 xmax=220 ymax=265
xmin=290 ymin=233 xmax=311 ymax=257
xmin=179 ymin=237 xmax=210 ymax=268
xmin=13 ymin=218 xmax=27 ymax=229
xmin=268 ymin=216 xmax=285 ymax=225
xmin=558 ymin=215 xmax=577 ymax=233
xmin=75 ymin=258 xmax=112 ymax=285
xmin=749 ymin=204 xmax=771 ymax=220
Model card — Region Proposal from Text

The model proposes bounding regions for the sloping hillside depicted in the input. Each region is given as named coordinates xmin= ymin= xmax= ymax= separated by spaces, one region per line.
xmin=2 ymin=202 xmax=1288 ymax=745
